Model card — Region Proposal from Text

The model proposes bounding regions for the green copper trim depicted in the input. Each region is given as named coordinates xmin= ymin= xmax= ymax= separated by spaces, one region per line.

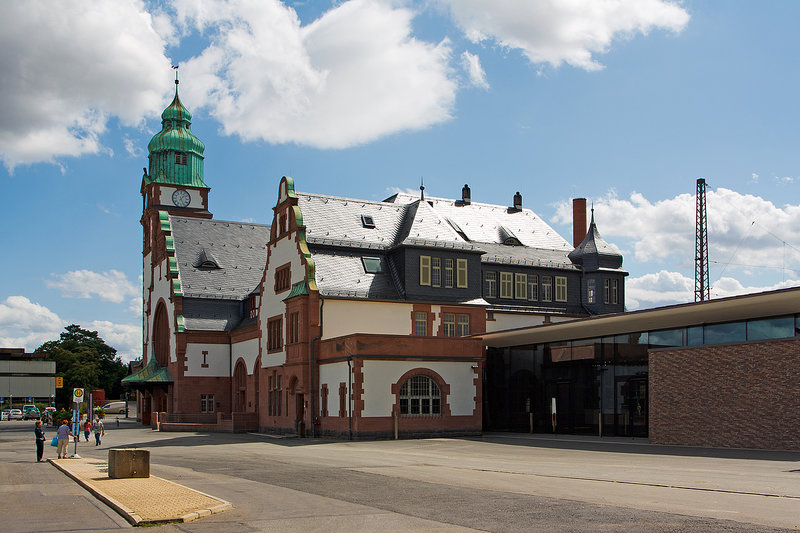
xmin=147 ymin=88 xmax=208 ymax=189
xmin=283 ymin=280 xmax=309 ymax=301
xmin=122 ymin=354 xmax=173 ymax=386
xmin=172 ymin=278 xmax=182 ymax=296
xmin=176 ymin=315 xmax=186 ymax=333
xmin=284 ymin=176 xmax=297 ymax=200
xmin=168 ymin=257 xmax=178 ymax=274
xmin=165 ymin=235 xmax=175 ymax=253
xmin=159 ymin=211 xmax=171 ymax=232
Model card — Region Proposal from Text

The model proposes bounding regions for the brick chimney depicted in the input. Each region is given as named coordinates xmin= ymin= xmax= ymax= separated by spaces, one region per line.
xmin=513 ymin=191 xmax=522 ymax=210
xmin=462 ymin=184 xmax=471 ymax=205
xmin=572 ymin=198 xmax=587 ymax=247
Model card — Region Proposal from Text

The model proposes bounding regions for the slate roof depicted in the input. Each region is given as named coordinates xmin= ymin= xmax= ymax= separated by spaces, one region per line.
xmin=170 ymin=216 xmax=270 ymax=300
xmin=567 ymin=213 xmax=624 ymax=271
xmin=309 ymin=248 xmax=400 ymax=300
xmin=476 ymin=242 xmax=578 ymax=270
xmin=388 ymin=193 xmax=573 ymax=251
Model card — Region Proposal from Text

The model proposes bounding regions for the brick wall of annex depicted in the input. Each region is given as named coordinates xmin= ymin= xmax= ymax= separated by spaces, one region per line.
xmin=650 ymin=338 xmax=800 ymax=451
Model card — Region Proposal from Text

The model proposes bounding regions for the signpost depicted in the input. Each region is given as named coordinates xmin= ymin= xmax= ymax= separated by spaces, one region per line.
xmin=72 ymin=389 xmax=84 ymax=458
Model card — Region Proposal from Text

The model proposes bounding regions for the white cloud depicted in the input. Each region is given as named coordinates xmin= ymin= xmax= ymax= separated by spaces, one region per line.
xmin=441 ymin=0 xmax=689 ymax=71
xmin=0 ymin=296 xmax=65 ymax=353
xmin=175 ymin=0 xmax=456 ymax=148
xmin=554 ymin=188 xmax=800 ymax=270
xmin=46 ymin=270 xmax=138 ymax=304
xmin=461 ymin=51 xmax=489 ymax=89
xmin=86 ymin=320 xmax=142 ymax=363
xmin=626 ymin=270 xmax=800 ymax=310
xmin=0 ymin=0 xmax=174 ymax=169
xmin=0 ymin=296 xmax=141 ymax=362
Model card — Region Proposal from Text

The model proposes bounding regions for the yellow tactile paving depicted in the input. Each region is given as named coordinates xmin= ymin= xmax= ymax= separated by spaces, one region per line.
xmin=50 ymin=457 xmax=231 ymax=525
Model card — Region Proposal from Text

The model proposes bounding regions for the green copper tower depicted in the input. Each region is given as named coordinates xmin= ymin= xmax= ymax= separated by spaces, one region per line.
xmin=146 ymin=74 xmax=208 ymax=189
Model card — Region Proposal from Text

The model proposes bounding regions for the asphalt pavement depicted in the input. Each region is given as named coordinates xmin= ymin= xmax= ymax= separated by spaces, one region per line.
xmin=0 ymin=417 xmax=798 ymax=532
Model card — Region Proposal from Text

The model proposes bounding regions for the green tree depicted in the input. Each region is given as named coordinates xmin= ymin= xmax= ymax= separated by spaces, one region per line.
xmin=35 ymin=325 xmax=129 ymax=408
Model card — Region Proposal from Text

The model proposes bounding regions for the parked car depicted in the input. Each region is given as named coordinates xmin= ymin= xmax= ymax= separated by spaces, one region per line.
xmin=101 ymin=401 xmax=126 ymax=415
xmin=9 ymin=409 xmax=23 ymax=420
xmin=22 ymin=406 xmax=40 ymax=420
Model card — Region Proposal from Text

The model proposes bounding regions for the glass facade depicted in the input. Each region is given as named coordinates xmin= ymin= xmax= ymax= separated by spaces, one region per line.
xmin=485 ymin=314 xmax=799 ymax=437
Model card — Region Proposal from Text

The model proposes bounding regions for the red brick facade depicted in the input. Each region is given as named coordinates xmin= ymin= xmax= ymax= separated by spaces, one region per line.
xmin=650 ymin=338 xmax=800 ymax=450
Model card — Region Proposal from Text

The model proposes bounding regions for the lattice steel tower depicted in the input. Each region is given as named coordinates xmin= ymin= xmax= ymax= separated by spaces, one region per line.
xmin=695 ymin=178 xmax=709 ymax=301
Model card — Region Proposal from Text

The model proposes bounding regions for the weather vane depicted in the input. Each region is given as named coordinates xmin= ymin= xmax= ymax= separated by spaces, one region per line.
xmin=172 ymin=64 xmax=179 ymax=87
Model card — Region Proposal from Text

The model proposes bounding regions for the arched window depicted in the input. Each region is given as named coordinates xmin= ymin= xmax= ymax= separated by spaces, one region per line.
xmin=399 ymin=375 xmax=441 ymax=415
xmin=152 ymin=302 xmax=170 ymax=367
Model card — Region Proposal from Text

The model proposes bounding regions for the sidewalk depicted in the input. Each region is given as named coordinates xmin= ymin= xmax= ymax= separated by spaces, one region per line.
xmin=49 ymin=456 xmax=231 ymax=526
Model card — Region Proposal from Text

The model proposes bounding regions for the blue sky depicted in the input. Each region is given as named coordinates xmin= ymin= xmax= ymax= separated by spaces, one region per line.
xmin=1 ymin=0 xmax=799 ymax=361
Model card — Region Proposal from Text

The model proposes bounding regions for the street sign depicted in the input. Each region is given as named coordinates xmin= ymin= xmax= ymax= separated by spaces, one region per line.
xmin=56 ymin=377 xmax=63 ymax=388
xmin=72 ymin=388 xmax=84 ymax=403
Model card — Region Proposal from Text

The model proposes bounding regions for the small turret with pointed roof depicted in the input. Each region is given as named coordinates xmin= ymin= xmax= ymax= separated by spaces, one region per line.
xmin=568 ymin=208 xmax=623 ymax=271
xmin=146 ymin=69 xmax=208 ymax=189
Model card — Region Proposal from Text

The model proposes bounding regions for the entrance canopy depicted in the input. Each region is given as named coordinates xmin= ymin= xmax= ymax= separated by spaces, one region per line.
xmin=122 ymin=356 xmax=173 ymax=390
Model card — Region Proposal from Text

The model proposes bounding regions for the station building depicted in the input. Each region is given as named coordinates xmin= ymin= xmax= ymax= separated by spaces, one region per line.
xmin=124 ymin=83 xmax=626 ymax=438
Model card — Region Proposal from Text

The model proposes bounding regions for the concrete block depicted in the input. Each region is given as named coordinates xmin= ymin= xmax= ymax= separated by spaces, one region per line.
xmin=108 ymin=448 xmax=150 ymax=478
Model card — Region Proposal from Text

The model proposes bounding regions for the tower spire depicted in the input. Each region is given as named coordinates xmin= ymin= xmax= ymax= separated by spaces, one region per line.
xmin=419 ymin=177 xmax=425 ymax=201
xmin=172 ymin=64 xmax=179 ymax=89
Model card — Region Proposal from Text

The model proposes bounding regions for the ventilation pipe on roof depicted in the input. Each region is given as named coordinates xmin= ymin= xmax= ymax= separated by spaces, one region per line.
xmin=462 ymin=184 xmax=471 ymax=205
xmin=573 ymin=198 xmax=587 ymax=248
xmin=513 ymin=192 xmax=522 ymax=210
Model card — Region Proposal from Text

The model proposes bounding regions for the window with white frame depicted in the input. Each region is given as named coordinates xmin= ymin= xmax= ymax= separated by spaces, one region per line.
xmin=201 ymin=394 xmax=215 ymax=413
xmin=612 ymin=279 xmax=619 ymax=304
xmin=444 ymin=259 xmax=453 ymax=288
xmin=528 ymin=274 xmax=538 ymax=301
xmin=484 ymin=271 xmax=497 ymax=298
xmin=457 ymin=314 xmax=470 ymax=336
xmin=443 ymin=313 xmax=455 ymax=336
xmin=414 ymin=312 xmax=427 ymax=336
xmin=603 ymin=279 xmax=610 ymax=304
xmin=542 ymin=276 xmax=553 ymax=302
xmin=399 ymin=375 xmax=441 ymax=415
xmin=555 ymin=276 xmax=567 ymax=302
xmin=500 ymin=272 xmax=513 ymax=298
xmin=514 ymin=273 xmax=527 ymax=300
xmin=456 ymin=259 xmax=468 ymax=288
xmin=588 ymin=279 xmax=596 ymax=304
xmin=431 ymin=257 xmax=441 ymax=287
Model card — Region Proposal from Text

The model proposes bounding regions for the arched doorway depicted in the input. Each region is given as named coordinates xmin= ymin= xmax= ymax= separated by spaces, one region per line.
xmin=234 ymin=360 xmax=246 ymax=413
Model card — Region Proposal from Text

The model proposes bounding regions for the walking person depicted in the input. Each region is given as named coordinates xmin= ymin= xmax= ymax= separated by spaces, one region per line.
xmin=83 ymin=417 xmax=91 ymax=442
xmin=56 ymin=419 xmax=73 ymax=459
xmin=34 ymin=420 xmax=46 ymax=462
xmin=92 ymin=416 xmax=104 ymax=446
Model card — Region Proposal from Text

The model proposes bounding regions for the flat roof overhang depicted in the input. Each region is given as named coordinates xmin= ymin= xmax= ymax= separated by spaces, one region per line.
xmin=479 ymin=286 xmax=800 ymax=347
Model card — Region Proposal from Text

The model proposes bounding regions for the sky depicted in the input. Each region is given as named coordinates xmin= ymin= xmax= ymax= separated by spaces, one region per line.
xmin=1 ymin=0 xmax=799 ymax=362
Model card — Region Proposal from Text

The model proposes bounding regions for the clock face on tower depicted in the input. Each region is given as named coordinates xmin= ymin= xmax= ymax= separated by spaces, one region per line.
xmin=172 ymin=189 xmax=191 ymax=208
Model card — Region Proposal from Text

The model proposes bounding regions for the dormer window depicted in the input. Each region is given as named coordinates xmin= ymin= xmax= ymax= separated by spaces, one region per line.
xmin=362 ymin=257 xmax=382 ymax=273
xmin=361 ymin=214 xmax=375 ymax=228
xmin=175 ymin=152 xmax=188 ymax=165
xmin=194 ymin=248 xmax=221 ymax=269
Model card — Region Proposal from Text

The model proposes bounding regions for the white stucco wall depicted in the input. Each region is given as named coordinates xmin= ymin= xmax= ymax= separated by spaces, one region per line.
xmin=323 ymin=300 xmax=443 ymax=339
xmin=360 ymin=360 xmax=476 ymax=417
xmin=145 ymin=255 xmax=176 ymax=364
xmin=232 ymin=338 xmax=259 ymax=374
xmin=184 ymin=343 xmax=229 ymax=376
xmin=318 ymin=361 xmax=351 ymax=413
xmin=259 ymin=226 xmax=306 ymax=368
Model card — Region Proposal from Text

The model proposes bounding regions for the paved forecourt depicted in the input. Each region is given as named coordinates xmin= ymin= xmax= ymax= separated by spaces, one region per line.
xmin=49 ymin=456 xmax=230 ymax=525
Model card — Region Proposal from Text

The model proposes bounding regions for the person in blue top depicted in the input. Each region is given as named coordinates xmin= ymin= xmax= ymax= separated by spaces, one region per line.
xmin=56 ymin=419 xmax=73 ymax=459
xmin=34 ymin=420 xmax=46 ymax=462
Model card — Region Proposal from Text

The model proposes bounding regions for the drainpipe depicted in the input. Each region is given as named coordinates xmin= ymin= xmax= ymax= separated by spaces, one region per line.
xmin=347 ymin=356 xmax=352 ymax=441
xmin=309 ymin=297 xmax=323 ymax=438
xmin=229 ymin=343 xmax=233 ymax=414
